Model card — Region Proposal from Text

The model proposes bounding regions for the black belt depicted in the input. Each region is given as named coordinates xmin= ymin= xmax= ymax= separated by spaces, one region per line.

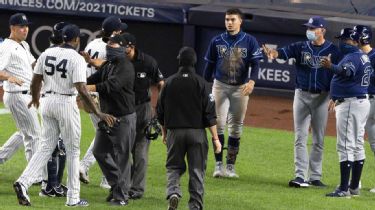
xmin=300 ymin=88 xmax=322 ymax=94
xmin=45 ymin=91 xmax=75 ymax=96
xmin=135 ymin=98 xmax=151 ymax=105
xmin=6 ymin=90 xmax=29 ymax=94
xmin=334 ymin=95 xmax=367 ymax=103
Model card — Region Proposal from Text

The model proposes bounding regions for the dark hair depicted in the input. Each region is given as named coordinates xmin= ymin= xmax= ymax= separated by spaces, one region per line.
xmin=225 ymin=8 xmax=243 ymax=19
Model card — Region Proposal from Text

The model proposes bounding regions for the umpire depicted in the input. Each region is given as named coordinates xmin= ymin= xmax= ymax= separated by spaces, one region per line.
xmin=121 ymin=33 xmax=165 ymax=199
xmin=86 ymin=34 xmax=136 ymax=206
xmin=157 ymin=47 xmax=221 ymax=210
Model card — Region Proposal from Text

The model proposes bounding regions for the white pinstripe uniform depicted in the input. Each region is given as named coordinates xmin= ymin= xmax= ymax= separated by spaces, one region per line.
xmin=80 ymin=38 xmax=106 ymax=173
xmin=0 ymin=38 xmax=40 ymax=165
xmin=16 ymin=45 xmax=87 ymax=205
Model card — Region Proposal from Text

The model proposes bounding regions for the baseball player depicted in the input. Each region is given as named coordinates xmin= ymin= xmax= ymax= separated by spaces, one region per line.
xmin=321 ymin=27 xmax=372 ymax=197
xmin=0 ymin=14 xmax=41 ymax=175
xmin=119 ymin=33 xmax=164 ymax=199
xmin=352 ymin=25 xmax=375 ymax=193
xmin=79 ymin=16 xmax=127 ymax=189
xmin=263 ymin=16 xmax=341 ymax=187
xmin=157 ymin=46 xmax=221 ymax=210
xmin=38 ymin=22 xmax=70 ymax=197
xmin=203 ymin=8 xmax=263 ymax=178
xmin=13 ymin=24 xmax=116 ymax=207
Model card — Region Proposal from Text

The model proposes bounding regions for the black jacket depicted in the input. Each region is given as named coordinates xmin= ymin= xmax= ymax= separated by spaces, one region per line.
xmin=157 ymin=66 xmax=216 ymax=129
xmin=87 ymin=56 xmax=135 ymax=117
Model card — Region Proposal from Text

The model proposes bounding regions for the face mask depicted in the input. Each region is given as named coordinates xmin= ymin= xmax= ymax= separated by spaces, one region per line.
xmin=106 ymin=45 xmax=125 ymax=61
xmin=306 ymin=30 xmax=317 ymax=41
xmin=339 ymin=42 xmax=357 ymax=54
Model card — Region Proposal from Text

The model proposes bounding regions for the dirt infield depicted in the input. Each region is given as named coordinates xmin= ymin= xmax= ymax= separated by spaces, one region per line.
xmin=1 ymin=86 xmax=337 ymax=136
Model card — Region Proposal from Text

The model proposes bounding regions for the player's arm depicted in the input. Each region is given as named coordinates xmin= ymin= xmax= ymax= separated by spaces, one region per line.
xmin=243 ymin=40 xmax=263 ymax=95
xmin=263 ymin=42 xmax=299 ymax=60
xmin=28 ymin=73 xmax=43 ymax=109
xmin=80 ymin=51 xmax=105 ymax=69
xmin=321 ymin=56 xmax=355 ymax=77
xmin=203 ymin=38 xmax=217 ymax=82
xmin=0 ymin=71 xmax=24 ymax=86
xmin=150 ymin=59 xmax=165 ymax=91
xmin=156 ymin=82 xmax=166 ymax=144
xmin=0 ymin=47 xmax=24 ymax=85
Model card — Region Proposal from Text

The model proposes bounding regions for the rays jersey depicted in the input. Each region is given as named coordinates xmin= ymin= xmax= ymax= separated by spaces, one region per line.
xmin=330 ymin=49 xmax=373 ymax=99
xmin=367 ymin=49 xmax=375 ymax=94
xmin=84 ymin=38 xmax=106 ymax=78
xmin=204 ymin=31 xmax=263 ymax=85
xmin=277 ymin=41 xmax=341 ymax=92
xmin=34 ymin=44 xmax=87 ymax=94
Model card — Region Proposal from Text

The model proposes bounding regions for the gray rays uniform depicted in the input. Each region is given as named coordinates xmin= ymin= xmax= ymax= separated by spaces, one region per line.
xmin=17 ymin=45 xmax=87 ymax=205
xmin=0 ymin=39 xmax=40 ymax=167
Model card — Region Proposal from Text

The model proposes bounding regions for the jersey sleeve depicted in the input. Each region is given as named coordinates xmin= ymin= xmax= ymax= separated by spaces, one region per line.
xmin=0 ymin=44 xmax=11 ymax=71
xmin=33 ymin=53 xmax=45 ymax=75
xmin=248 ymin=36 xmax=263 ymax=61
xmin=72 ymin=56 xmax=87 ymax=83
xmin=201 ymin=80 xmax=217 ymax=127
xmin=277 ymin=42 xmax=300 ymax=60
xmin=204 ymin=37 xmax=217 ymax=64
xmin=150 ymin=58 xmax=164 ymax=84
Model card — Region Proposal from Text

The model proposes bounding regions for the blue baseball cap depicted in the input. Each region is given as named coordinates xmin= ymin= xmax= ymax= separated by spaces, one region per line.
xmin=353 ymin=25 xmax=372 ymax=44
xmin=335 ymin=28 xmax=353 ymax=39
xmin=102 ymin=16 xmax=128 ymax=34
xmin=62 ymin=24 xmax=83 ymax=42
xmin=9 ymin=13 xmax=31 ymax=26
xmin=303 ymin=16 xmax=326 ymax=29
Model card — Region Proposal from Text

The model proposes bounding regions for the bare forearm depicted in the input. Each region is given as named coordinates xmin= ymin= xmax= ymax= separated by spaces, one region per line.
xmin=0 ymin=71 xmax=10 ymax=81
xmin=208 ymin=125 xmax=219 ymax=140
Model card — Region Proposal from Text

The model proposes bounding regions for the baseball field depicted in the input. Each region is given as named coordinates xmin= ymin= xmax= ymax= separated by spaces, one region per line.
xmin=1 ymin=102 xmax=375 ymax=210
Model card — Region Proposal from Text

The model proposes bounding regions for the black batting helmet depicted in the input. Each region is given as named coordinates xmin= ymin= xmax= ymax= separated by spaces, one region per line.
xmin=353 ymin=25 xmax=372 ymax=45
xmin=144 ymin=117 xmax=162 ymax=140
xmin=50 ymin=22 xmax=70 ymax=45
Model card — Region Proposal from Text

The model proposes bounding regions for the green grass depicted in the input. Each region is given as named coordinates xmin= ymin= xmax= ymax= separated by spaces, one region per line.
xmin=1 ymin=107 xmax=375 ymax=209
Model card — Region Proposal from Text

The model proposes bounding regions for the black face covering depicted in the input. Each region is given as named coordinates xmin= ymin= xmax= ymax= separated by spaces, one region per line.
xmin=106 ymin=45 xmax=125 ymax=61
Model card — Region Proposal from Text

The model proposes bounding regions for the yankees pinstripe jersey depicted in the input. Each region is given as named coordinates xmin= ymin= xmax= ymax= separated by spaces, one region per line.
xmin=34 ymin=44 xmax=87 ymax=94
xmin=84 ymin=38 xmax=106 ymax=78
xmin=0 ymin=38 xmax=35 ymax=92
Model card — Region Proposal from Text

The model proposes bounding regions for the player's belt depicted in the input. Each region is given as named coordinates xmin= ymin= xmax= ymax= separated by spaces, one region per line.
xmin=334 ymin=95 xmax=367 ymax=104
xmin=45 ymin=91 xmax=75 ymax=96
xmin=5 ymin=90 xmax=29 ymax=94
xmin=300 ymin=88 xmax=321 ymax=94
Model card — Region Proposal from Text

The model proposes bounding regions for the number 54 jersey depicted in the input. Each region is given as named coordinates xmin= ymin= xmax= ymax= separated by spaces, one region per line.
xmin=34 ymin=44 xmax=87 ymax=94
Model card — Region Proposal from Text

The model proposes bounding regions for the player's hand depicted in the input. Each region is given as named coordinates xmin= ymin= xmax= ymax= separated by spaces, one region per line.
xmin=242 ymin=81 xmax=255 ymax=96
xmin=328 ymin=99 xmax=335 ymax=112
xmin=213 ymin=138 xmax=222 ymax=154
xmin=8 ymin=76 xmax=24 ymax=86
xmin=97 ymin=113 xmax=117 ymax=127
xmin=80 ymin=51 xmax=91 ymax=64
xmin=320 ymin=54 xmax=332 ymax=69
xmin=28 ymin=99 xmax=39 ymax=109
xmin=262 ymin=44 xmax=278 ymax=60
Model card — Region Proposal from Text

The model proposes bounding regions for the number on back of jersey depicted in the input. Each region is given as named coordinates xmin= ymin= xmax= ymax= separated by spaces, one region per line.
xmin=45 ymin=56 xmax=68 ymax=78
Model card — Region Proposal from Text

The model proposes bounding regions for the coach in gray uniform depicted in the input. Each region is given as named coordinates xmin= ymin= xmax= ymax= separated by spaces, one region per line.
xmin=157 ymin=47 xmax=221 ymax=210
xmin=121 ymin=33 xmax=164 ymax=199
xmin=86 ymin=34 xmax=136 ymax=206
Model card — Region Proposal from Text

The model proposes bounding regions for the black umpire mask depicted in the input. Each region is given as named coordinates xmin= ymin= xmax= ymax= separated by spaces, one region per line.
xmin=106 ymin=45 xmax=125 ymax=61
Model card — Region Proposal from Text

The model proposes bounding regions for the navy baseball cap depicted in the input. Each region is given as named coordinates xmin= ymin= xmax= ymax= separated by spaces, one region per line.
xmin=102 ymin=16 xmax=128 ymax=34
xmin=62 ymin=24 xmax=83 ymax=42
xmin=335 ymin=28 xmax=353 ymax=39
xmin=9 ymin=13 xmax=31 ymax=26
xmin=303 ymin=16 xmax=326 ymax=29
xmin=109 ymin=34 xmax=128 ymax=47
xmin=353 ymin=25 xmax=372 ymax=44
xmin=122 ymin=33 xmax=136 ymax=46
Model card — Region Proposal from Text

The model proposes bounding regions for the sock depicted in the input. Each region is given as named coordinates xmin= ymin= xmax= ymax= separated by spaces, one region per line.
xmin=227 ymin=136 xmax=240 ymax=165
xmin=339 ymin=161 xmax=353 ymax=192
xmin=214 ymin=134 xmax=224 ymax=162
xmin=47 ymin=155 xmax=58 ymax=188
xmin=350 ymin=159 xmax=365 ymax=189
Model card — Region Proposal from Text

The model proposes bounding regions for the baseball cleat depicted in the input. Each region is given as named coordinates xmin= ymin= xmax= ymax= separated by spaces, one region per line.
xmin=370 ymin=187 xmax=375 ymax=193
xmin=39 ymin=188 xmax=56 ymax=197
xmin=167 ymin=194 xmax=179 ymax=210
xmin=109 ymin=199 xmax=128 ymax=206
xmin=213 ymin=161 xmax=225 ymax=178
xmin=66 ymin=199 xmax=89 ymax=207
xmin=79 ymin=168 xmax=90 ymax=184
xmin=288 ymin=177 xmax=309 ymax=188
xmin=13 ymin=182 xmax=31 ymax=206
xmin=225 ymin=164 xmax=239 ymax=178
xmin=308 ymin=180 xmax=327 ymax=187
xmin=100 ymin=176 xmax=111 ymax=189
xmin=349 ymin=188 xmax=360 ymax=196
xmin=326 ymin=189 xmax=351 ymax=198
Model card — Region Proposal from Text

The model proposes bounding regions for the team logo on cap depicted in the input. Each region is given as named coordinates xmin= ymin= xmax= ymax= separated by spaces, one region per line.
xmin=308 ymin=18 xmax=313 ymax=24
xmin=22 ymin=15 xmax=27 ymax=21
